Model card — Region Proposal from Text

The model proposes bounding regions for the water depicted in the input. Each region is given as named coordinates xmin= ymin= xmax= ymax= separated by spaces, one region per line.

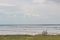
xmin=0 ymin=24 xmax=60 ymax=35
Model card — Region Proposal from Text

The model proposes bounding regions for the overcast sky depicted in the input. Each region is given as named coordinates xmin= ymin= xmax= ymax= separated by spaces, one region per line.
xmin=0 ymin=0 xmax=60 ymax=24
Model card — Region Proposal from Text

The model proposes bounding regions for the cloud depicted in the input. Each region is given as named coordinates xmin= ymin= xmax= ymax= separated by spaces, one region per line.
xmin=18 ymin=0 xmax=59 ymax=18
xmin=24 ymin=13 xmax=48 ymax=19
xmin=0 ymin=0 xmax=16 ymax=19
xmin=0 ymin=3 xmax=15 ymax=6
xmin=32 ymin=0 xmax=46 ymax=3
xmin=15 ymin=0 xmax=60 ymax=24
xmin=47 ymin=0 xmax=60 ymax=3
xmin=16 ymin=0 xmax=49 ymax=19
xmin=0 ymin=0 xmax=60 ymax=24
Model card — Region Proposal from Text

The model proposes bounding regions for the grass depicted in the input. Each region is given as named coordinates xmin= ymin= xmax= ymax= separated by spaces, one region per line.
xmin=0 ymin=35 xmax=60 ymax=40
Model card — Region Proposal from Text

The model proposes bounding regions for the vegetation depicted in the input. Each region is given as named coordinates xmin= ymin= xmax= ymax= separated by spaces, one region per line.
xmin=42 ymin=30 xmax=48 ymax=36
xmin=0 ymin=35 xmax=60 ymax=40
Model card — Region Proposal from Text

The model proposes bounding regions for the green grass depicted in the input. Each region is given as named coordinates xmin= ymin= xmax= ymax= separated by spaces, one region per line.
xmin=0 ymin=35 xmax=60 ymax=40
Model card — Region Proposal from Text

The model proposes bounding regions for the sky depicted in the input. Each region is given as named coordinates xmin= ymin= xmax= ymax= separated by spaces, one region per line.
xmin=0 ymin=0 xmax=60 ymax=24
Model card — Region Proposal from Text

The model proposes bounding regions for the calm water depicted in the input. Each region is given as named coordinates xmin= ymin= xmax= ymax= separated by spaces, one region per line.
xmin=0 ymin=24 xmax=60 ymax=35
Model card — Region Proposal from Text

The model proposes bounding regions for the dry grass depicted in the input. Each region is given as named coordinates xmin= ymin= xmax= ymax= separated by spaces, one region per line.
xmin=0 ymin=35 xmax=60 ymax=40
